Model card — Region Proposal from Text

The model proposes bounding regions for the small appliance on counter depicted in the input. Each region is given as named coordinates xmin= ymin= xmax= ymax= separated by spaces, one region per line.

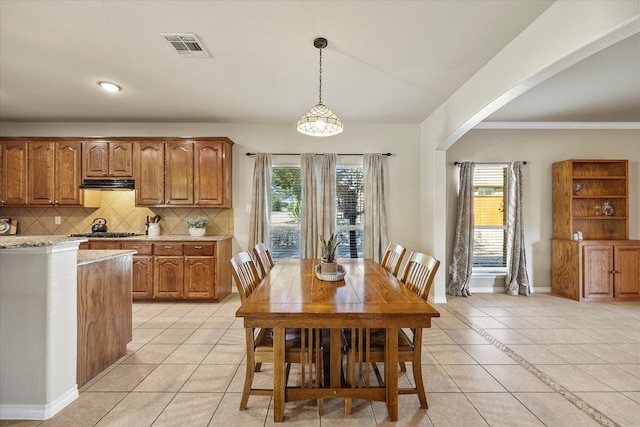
xmin=0 ymin=218 xmax=17 ymax=234
xmin=91 ymin=218 xmax=108 ymax=232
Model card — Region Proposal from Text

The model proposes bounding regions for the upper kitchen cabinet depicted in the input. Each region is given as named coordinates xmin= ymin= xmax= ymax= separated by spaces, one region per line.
xmin=29 ymin=140 xmax=87 ymax=206
xmin=83 ymin=140 xmax=133 ymax=179
xmin=0 ymin=139 xmax=28 ymax=206
xmin=194 ymin=139 xmax=233 ymax=207
xmin=134 ymin=137 xmax=233 ymax=207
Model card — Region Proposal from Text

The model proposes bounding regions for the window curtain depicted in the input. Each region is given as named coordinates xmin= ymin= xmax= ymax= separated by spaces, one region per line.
xmin=300 ymin=154 xmax=318 ymax=258
xmin=248 ymin=153 xmax=272 ymax=250
xmin=319 ymin=154 xmax=337 ymax=251
xmin=301 ymin=154 xmax=336 ymax=258
xmin=363 ymin=153 xmax=388 ymax=263
xmin=506 ymin=161 xmax=530 ymax=295
xmin=448 ymin=162 xmax=474 ymax=297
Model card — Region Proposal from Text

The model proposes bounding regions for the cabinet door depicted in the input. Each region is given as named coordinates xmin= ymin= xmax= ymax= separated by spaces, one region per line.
xmin=55 ymin=141 xmax=83 ymax=205
xmin=134 ymin=141 xmax=165 ymax=205
xmin=1 ymin=141 xmax=28 ymax=206
xmin=154 ymin=256 xmax=184 ymax=298
xmin=614 ymin=246 xmax=640 ymax=299
xmin=165 ymin=142 xmax=193 ymax=205
xmin=109 ymin=142 xmax=133 ymax=177
xmin=583 ymin=245 xmax=614 ymax=299
xmin=28 ymin=141 xmax=55 ymax=205
xmin=184 ymin=256 xmax=215 ymax=299
xmin=194 ymin=141 xmax=229 ymax=207
xmin=83 ymin=141 xmax=109 ymax=178
xmin=132 ymin=255 xmax=154 ymax=299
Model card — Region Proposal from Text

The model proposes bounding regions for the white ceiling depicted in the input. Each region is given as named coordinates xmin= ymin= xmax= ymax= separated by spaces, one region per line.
xmin=0 ymin=1 xmax=638 ymax=126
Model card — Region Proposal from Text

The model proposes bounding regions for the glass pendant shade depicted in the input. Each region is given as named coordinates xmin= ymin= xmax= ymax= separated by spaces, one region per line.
xmin=296 ymin=103 xmax=344 ymax=137
xmin=297 ymin=37 xmax=343 ymax=137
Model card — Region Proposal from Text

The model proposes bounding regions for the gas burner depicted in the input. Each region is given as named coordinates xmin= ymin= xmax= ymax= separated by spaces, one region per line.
xmin=70 ymin=232 xmax=140 ymax=238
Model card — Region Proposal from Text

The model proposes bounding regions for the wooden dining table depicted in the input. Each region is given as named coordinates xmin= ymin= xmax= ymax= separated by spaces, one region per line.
xmin=235 ymin=258 xmax=440 ymax=422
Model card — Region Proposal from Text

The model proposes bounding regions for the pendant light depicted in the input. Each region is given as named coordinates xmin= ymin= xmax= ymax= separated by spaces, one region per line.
xmin=296 ymin=37 xmax=344 ymax=137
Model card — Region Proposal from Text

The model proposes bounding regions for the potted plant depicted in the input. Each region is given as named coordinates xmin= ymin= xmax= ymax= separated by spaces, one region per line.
xmin=320 ymin=233 xmax=340 ymax=274
xmin=186 ymin=216 xmax=210 ymax=237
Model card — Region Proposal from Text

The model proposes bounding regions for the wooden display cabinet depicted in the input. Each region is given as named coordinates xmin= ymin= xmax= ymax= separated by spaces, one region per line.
xmin=552 ymin=159 xmax=638 ymax=301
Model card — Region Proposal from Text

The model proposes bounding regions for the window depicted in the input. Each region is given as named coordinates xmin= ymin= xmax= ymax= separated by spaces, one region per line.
xmin=473 ymin=165 xmax=507 ymax=269
xmin=270 ymin=164 xmax=364 ymax=260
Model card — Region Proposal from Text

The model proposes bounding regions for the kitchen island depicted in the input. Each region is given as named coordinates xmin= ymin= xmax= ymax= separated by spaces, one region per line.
xmin=0 ymin=236 xmax=134 ymax=420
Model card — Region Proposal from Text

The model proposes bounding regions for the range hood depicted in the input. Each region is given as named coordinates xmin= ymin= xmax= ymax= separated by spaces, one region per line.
xmin=79 ymin=179 xmax=135 ymax=190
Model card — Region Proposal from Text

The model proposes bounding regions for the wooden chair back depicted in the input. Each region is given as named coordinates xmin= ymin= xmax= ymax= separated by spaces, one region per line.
xmin=380 ymin=243 xmax=406 ymax=277
xmin=230 ymin=251 xmax=262 ymax=303
xmin=399 ymin=251 xmax=440 ymax=301
xmin=253 ymin=242 xmax=275 ymax=278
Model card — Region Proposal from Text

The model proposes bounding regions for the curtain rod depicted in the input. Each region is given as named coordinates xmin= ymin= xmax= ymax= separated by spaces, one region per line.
xmin=245 ymin=152 xmax=392 ymax=157
xmin=454 ymin=161 xmax=527 ymax=166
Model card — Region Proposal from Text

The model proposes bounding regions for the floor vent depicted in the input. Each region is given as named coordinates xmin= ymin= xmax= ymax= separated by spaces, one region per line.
xmin=160 ymin=33 xmax=210 ymax=58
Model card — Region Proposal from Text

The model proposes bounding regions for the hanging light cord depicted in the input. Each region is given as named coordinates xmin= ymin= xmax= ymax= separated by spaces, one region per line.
xmin=318 ymin=47 xmax=323 ymax=104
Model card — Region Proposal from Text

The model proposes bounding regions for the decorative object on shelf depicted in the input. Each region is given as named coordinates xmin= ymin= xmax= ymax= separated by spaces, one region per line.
xmin=296 ymin=37 xmax=344 ymax=137
xmin=319 ymin=233 xmax=340 ymax=274
xmin=602 ymin=200 xmax=614 ymax=216
xmin=572 ymin=182 xmax=582 ymax=194
xmin=315 ymin=263 xmax=346 ymax=282
xmin=186 ymin=216 xmax=210 ymax=237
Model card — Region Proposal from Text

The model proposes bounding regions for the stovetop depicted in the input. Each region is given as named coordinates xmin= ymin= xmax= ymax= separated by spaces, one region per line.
xmin=70 ymin=232 xmax=141 ymax=238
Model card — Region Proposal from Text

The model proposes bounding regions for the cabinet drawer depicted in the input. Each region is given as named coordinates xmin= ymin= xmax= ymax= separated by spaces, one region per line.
xmin=154 ymin=243 xmax=184 ymax=256
xmin=89 ymin=241 xmax=122 ymax=250
xmin=184 ymin=243 xmax=215 ymax=256
xmin=122 ymin=242 xmax=153 ymax=255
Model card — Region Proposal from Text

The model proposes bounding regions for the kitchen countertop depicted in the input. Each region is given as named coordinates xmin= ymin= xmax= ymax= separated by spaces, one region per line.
xmin=77 ymin=250 xmax=137 ymax=266
xmin=85 ymin=234 xmax=233 ymax=242
xmin=0 ymin=235 xmax=88 ymax=249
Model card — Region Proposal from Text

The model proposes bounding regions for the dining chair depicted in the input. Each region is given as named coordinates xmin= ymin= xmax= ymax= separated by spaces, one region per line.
xmin=229 ymin=251 xmax=324 ymax=412
xmin=253 ymin=242 xmax=274 ymax=278
xmin=380 ymin=242 xmax=406 ymax=277
xmin=345 ymin=252 xmax=440 ymax=413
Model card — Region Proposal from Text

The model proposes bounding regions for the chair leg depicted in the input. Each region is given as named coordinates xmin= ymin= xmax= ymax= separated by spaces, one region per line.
xmin=399 ymin=361 xmax=407 ymax=372
xmin=240 ymin=350 xmax=255 ymax=410
xmin=345 ymin=350 xmax=353 ymax=415
xmin=412 ymin=357 xmax=428 ymax=409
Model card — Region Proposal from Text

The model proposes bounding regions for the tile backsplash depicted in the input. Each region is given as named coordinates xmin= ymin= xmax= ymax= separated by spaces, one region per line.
xmin=0 ymin=190 xmax=233 ymax=236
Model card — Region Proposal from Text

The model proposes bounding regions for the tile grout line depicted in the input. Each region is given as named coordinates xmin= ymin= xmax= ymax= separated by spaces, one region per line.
xmin=441 ymin=303 xmax=621 ymax=427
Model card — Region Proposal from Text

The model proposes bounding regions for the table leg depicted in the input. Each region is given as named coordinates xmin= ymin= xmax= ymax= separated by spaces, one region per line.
xmin=385 ymin=327 xmax=398 ymax=421
xmin=273 ymin=327 xmax=285 ymax=422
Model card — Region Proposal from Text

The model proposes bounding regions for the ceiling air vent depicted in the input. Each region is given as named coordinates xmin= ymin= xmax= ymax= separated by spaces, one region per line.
xmin=160 ymin=33 xmax=210 ymax=58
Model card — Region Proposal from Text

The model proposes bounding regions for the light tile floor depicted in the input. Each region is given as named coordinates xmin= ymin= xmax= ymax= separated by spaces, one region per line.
xmin=2 ymin=292 xmax=639 ymax=426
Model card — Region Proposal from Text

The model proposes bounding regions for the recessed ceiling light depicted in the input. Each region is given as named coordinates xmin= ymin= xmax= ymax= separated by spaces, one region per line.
xmin=98 ymin=81 xmax=121 ymax=92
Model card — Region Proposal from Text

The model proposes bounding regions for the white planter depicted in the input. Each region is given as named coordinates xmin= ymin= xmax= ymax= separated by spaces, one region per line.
xmin=189 ymin=227 xmax=206 ymax=237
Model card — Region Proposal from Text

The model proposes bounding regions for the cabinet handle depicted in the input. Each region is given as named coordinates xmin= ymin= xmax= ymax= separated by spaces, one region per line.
xmin=164 ymin=246 xmax=173 ymax=249
xmin=102 ymin=172 xmax=107 ymax=176
xmin=194 ymin=246 xmax=203 ymax=249
xmin=54 ymin=200 xmax=58 ymax=204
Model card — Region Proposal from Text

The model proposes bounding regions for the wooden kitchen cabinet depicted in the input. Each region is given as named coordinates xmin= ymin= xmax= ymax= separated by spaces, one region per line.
xmin=154 ymin=243 xmax=185 ymax=298
xmin=552 ymin=159 xmax=637 ymax=301
xmin=29 ymin=140 xmax=84 ymax=206
xmin=121 ymin=241 xmax=154 ymax=299
xmin=77 ymin=237 xmax=232 ymax=301
xmin=0 ymin=139 xmax=28 ymax=206
xmin=83 ymin=140 xmax=133 ymax=179
xmin=194 ymin=139 xmax=233 ymax=207
xmin=133 ymin=140 xmax=165 ymax=205
xmin=134 ymin=137 xmax=233 ymax=207
xmin=165 ymin=141 xmax=194 ymax=205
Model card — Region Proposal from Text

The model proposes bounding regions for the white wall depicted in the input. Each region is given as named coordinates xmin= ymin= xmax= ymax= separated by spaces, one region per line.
xmin=0 ymin=122 xmax=422 ymax=256
xmin=446 ymin=129 xmax=640 ymax=291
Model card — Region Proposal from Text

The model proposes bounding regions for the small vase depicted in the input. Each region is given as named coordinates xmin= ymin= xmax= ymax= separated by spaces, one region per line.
xmin=189 ymin=227 xmax=206 ymax=237
xmin=320 ymin=260 xmax=337 ymax=274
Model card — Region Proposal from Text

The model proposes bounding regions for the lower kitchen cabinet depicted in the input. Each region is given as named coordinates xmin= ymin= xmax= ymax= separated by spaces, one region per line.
xmin=552 ymin=239 xmax=640 ymax=301
xmin=80 ymin=238 xmax=231 ymax=301
xmin=121 ymin=242 xmax=154 ymax=299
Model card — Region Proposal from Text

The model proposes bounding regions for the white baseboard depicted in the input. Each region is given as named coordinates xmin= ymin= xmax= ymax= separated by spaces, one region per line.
xmin=0 ymin=387 xmax=78 ymax=420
